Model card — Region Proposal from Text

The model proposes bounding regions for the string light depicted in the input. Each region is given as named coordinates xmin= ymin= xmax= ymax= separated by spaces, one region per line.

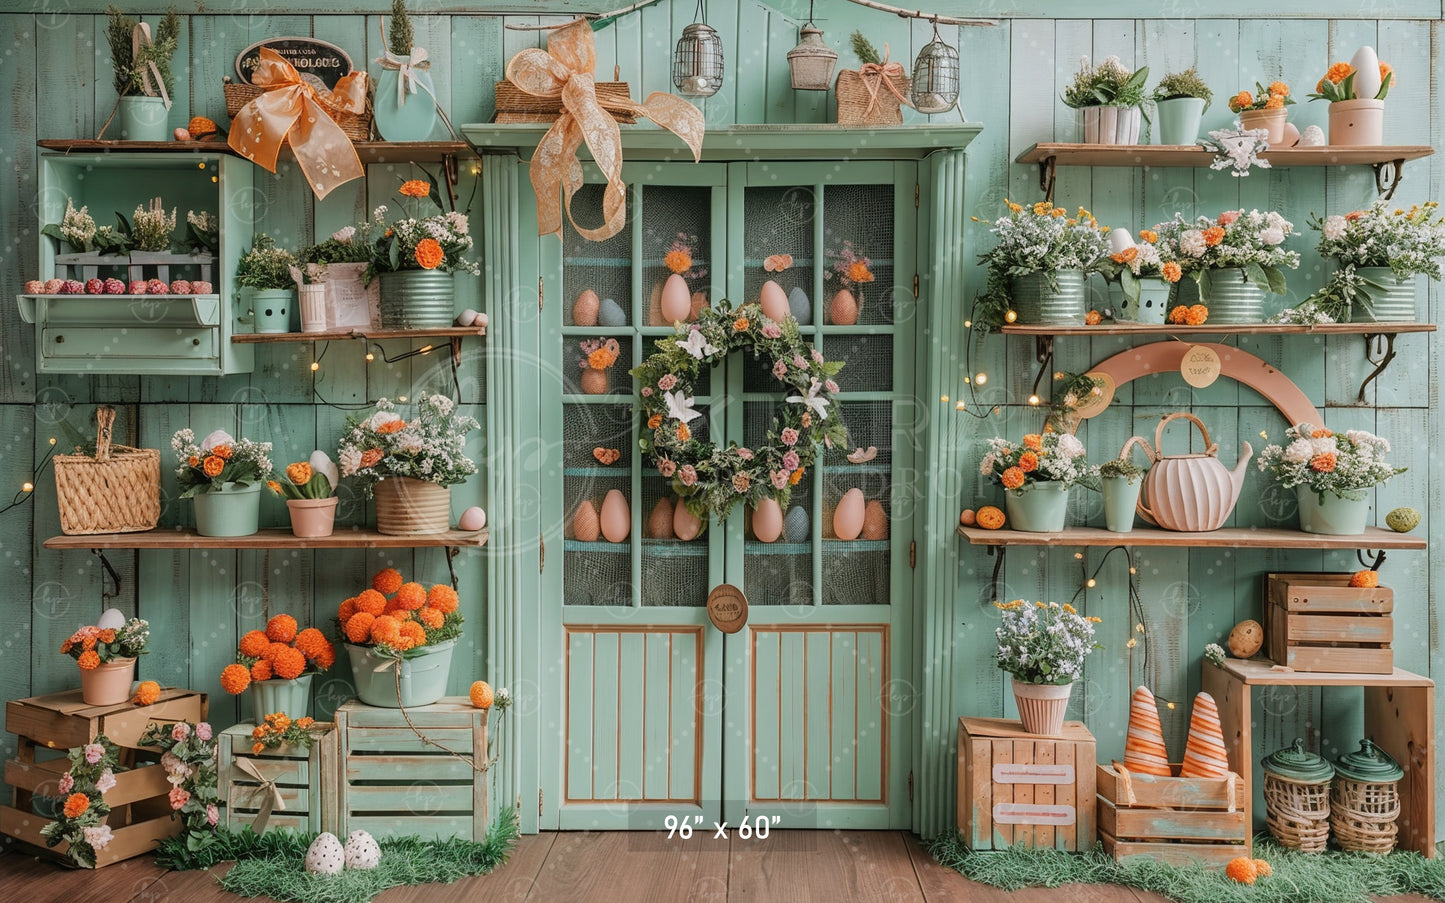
xmin=974 ymin=372 xmax=987 ymax=385
xmin=48 ymin=437 xmax=56 ymax=445
xmin=963 ymin=376 xmax=971 ymax=384
xmin=21 ymin=482 xmax=33 ymax=493
xmin=1166 ymin=701 xmax=1176 ymax=710
xmin=954 ymin=400 xmax=965 ymax=411
xmin=963 ymin=319 xmax=972 ymax=328
xmin=197 ymin=162 xmax=206 ymax=169
xmin=365 ymin=352 xmax=375 ymax=362
xmin=1003 ymin=309 xmax=1017 ymax=323
xmin=398 ymin=395 xmax=408 ymax=402
xmin=940 ymin=394 xmax=949 ymax=403
xmin=310 ymin=361 xmax=320 ymax=372
xmin=1027 ymin=394 xmax=1040 ymax=405
xmin=1126 ymin=637 xmax=1137 ymax=648
xmin=1085 ymin=577 xmax=1096 ymax=588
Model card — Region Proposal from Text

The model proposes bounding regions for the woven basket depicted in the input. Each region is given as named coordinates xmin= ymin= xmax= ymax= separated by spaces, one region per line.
xmin=1329 ymin=777 xmax=1400 ymax=853
xmin=493 ymin=80 xmax=636 ymax=124
xmin=53 ymin=406 xmax=160 ymax=535
xmin=224 ymin=81 xmax=373 ymax=141
xmin=1263 ymin=772 xmax=1332 ymax=852
xmin=835 ymin=69 xmax=911 ymax=126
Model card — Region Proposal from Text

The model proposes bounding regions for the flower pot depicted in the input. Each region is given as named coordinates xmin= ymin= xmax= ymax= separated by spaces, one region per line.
xmin=1004 ymin=482 xmax=1070 ymax=533
xmin=245 ymin=288 xmax=295 ymax=334
xmin=579 ymin=367 xmax=610 ymax=395
xmin=374 ymin=476 xmax=451 ymax=535
xmin=1115 ymin=276 xmax=1171 ymax=324
xmin=1296 ymin=486 xmax=1370 ymax=536
xmin=79 ymin=657 xmax=136 ymax=706
xmin=1011 ymin=678 xmax=1073 ymax=736
xmin=192 ymin=481 xmax=264 ymax=537
xmin=379 ymin=269 xmax=455 ymax=329
xmin=287 ymin=497 xmax=338 ymax=538
xmin=249 ymin=674 xmax=313 ymax=724
xmin=299 ymin=284 xmax=328 ymax=333
xmin=1239 ymin=108 xmax=1287 ymax=146
xmin=373 ymin=64 xmax=438 ymax=142
xmin=1101 ymin=475 xmax=1142 ymax=533
xmin=1329 ymin=99 xmax=1384 ymax=146
xmin=1155 ymin=96 xmax=1206 ymax=145
xmin=1354 ymin=267 xmax=1417 ymax=322
xmin=345 ymin=639 xmax=456 ymax=708
xmin=1077 ymin=105 xmax=1141 ymax=145
xmin=117 ymin=96 xmax=170 ymax=141
xmin=1202 ymin=269 xmax=1266 ymax=324
xmin=1011 ymin=271 xmax=1087 ymax=326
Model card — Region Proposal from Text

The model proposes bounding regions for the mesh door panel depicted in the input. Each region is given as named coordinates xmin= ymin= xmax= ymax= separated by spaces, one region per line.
xmin=563 ymin=183 xmax=632 ymax=260
xmin=825 ymin=402 xmax=893 ymax=468
xmin=822 ymin=184 xmax=896 ymax=325
xmin=744 ymin=478 xmax=815 ymax=607
xmin=563 ymin=403 xmax=634 ymax=469
xmin=744 ymin=186 xmax=816 ymax=309
xmin=822 ymin=333 xmax=892 ymax=393
xmin=565 ymin=337 xmax=633 ymax=395
xmin=563 ymin=545 xmax=632 ymax=606
xmin=640 ymin=477 xmax=709 ymax=607
xmin=641 ymin=186 xmax=712 ymax=326
xmin=565 ymin=264 xmax=632 ymax=327
xmin=822 ymin=548 xmax=889 ymax=605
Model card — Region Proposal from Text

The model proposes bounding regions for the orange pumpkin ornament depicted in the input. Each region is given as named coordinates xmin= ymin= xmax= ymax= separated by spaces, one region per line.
xmin=1349 ymin=569 xmax=1379 ymax=588
xmin=975 ymin=506 xmax=1006 ymax=530
xmin=469 ymin=680 xmax=495 ymax=709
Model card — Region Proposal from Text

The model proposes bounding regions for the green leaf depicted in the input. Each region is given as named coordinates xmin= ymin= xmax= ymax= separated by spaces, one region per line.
xmin=114 ymin=210 xmax=132 ymax=238
xmin=1120 ymin=268 xmax=1139 ymax=303
xmin=1196 ymin=267 xmax=1212 ymax=302
xmin=1341 ymin=71 xmax=1356 ymax=100
xmin=388 ymin=239 xmax=401 ymax=271
xmin=40 ymin=223 xmax=64 ymax=242
xmin=303 ymin=472 xmax=333 ymax=498
xmin=1263 ymin=265 xmax=1288 ymax=296
xmin=1244 ymin=262 xmax=1269 ymax=288
xmin=1376 ymin=70 xmax=1392 ymax=100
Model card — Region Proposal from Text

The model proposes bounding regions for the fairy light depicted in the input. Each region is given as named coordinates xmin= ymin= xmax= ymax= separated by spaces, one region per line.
xmin=398 ymin=395 xmax=408 ymax=402
xmin=365 ymin=352 xmax=375 ymax=362
xmin=963 ymin=376 xmax=971 ymax=384
xmin=940 ymin=394 xmax=949 ymax=403
xmin=1126 ymin=637 xmax=1137 ymax=648
xmin=310 ymin=361 xmax=320 ymax=372
xmin=1166 ymin=701 xmax=1176 ymax=710
xmin=1073 ymin=552 xmax=1084 ymax=560
xmin=1085 ymin=578 xmax=1096 ymax=588
xmin=974 ymin=372 xmax=987 ymax=385
xmin=1027 ymin=394 xmax=1041 ymax=405
xmin=963 ymin=319 xmax=972 ymax=328
xmin=1004 ymin=310 xmax=1017 ymax=323
xmin=418 ymin=344 xmax=435 ymax=355
xmin=955 ymin=400 xmax=966 ymax=411
xmin=21 ymin=482 xmax=33 ymax=493
xmin=198 ymin=162 xmax=206 ymax=169
xmin=48 ymin=437 xmax=56 ymax=445
xmin=1135 ymin=623 xmax=1145 ymax=633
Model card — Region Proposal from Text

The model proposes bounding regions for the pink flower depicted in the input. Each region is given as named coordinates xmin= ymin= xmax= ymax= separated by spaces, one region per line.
xmin=772 ymin=360 xmax=788 ymax=379
xmin=95 ymin=769 xmax=116 ymax=794
xmin=206 ymin=804 xmax=219 ymax=826
xmin=781 ymin=428 xmax=799 ymax=446
xmin=641 ymin=386 xmax=653 ymax=397
xmin=169 ymin=787 xmax=190 ymax=810
xmin=792 ymin=354 xmax=807 ymax=369
xmin=83 ymin=743 xmax=104 ymax=764
xmin=1217 ymin=210 xmax=1241 ymax=227
xmin=82 ymin=825 xmax=113 ymax=850
xmin=737 ymin=448 xmax=754 ymax=460
xmin=782 ymin=451 xmax=800 ymax=471
xmin=195 ymin=722 xmax=212 ymax=741
xmin=658 ymin=374 xmax=678 ymax=391
xmin=811 ymin=349 xmax=823 ymax=364
xmin=761 ymin=323 xmax=782 ymax=339
xmin=659 ymin=458 xmax=677 ymax=478
xmin=57 ymin=773 xmax=74 ymax=794
xmin=771 ymin=471 xmax=788 ymax=489
xmin=679 ymin=465 xmax=698 ymax=486
xmin=824 ymin=379 xmax=840 ymax=394
xmin=171 ymin=723 xmax=191 ymax=742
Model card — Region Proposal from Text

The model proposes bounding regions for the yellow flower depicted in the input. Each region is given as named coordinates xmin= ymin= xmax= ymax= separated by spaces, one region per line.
xmin=1325 ymin=62 xmax=1353 ymax=85
xmin=1032 ymin=201 xmax=1051 ymax=216
xmin=1007 ymin=202 xmax=1023 ymax=213
xmin=1062 ymin=603 xmax=1077 ymax=614
xmin=1138 ymin=229 xmax=1158 ymax=243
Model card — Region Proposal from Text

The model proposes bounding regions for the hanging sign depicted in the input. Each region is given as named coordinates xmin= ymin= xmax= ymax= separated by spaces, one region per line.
xmin=236 ymin=37 xmax=354 ymax=90
xmin=1180 ymin=344 xmax=1222 ymax=388
xmin=707 ymin=583 xmax=749 ymax=634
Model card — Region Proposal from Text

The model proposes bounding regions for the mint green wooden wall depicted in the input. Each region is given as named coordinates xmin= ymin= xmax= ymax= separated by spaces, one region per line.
xmin=0 ymin=1 xmax=1442 ymax=840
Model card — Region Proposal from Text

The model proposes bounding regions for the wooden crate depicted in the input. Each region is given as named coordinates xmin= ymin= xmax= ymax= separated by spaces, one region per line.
xmin=2 ymin=687 xmax=207 ymax=867
xmin=1266 ymin=572 xmax=1393 ymax=674
xmin=1097 ymin=762 xmax=1248 ymax=866
xmin=335 ymin=698 xmax=489 ymax=841
xmin=957 ymin=717 xmax=1096 ymax=851
xmin=218 ymin=723 xmax=340 ymax=834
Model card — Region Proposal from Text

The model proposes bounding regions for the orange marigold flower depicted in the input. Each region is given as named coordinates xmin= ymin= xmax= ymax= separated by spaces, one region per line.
xmin=63 ymin=793 xmax=91 ymax=818
xmin=846 ymin=261 xmax=874 ymax=284
xmin=359 ymin=448 xmax=384 ymax=469
xmin=1253 ymin=859 xmax=1273 ymax=878
xmin=414 ymin=238 xmax=445 ymax=270
xmin=1310 ymin=428 xmax=1334 ymax=438
xmin=1326 ymin=62 xmax=1353 ymax=84
xmin=239 ymin=629 xmax=271 ymax=659
xmin=1202 ymin=226 xmax=1226 ymax=246
xmin=418 ymin=606 xmax=445 ymax=629
xmin=212 ymin=444 xmax=233 ymax=460
xmin=1264 ymin=93 xmax=1284 ymax=110
xmin=1268 ymin=81 xmax=1289 ymax=97
xmin=1168 ymin=305 xmax=1189 ymax=324
xmin=344 ymin=612 xmax=376 ymax=644
xmin=1022 ymin=434 xmax=1043 ymax=452
xmin=647 ymin=413 xmax=663 ymax=430
xmin=295 ymin=628 xmax=333 ymax=662
xmin=399 ymin=620 xmax=427 ymax=647
xmin=220 ymin=663 xmax=251 ymax=694
xmin=296 ymin=716 xmax=314 ymax=729
xmin=427 ymin=584 xmax=460 ymax=613
xmin=98 ymin=628 xmax=117 ymax=644
xmin=1001 ymin=466 xmax=1026 ymax=490
xmin=250 ymin=659 xmax=273 ymax=681
xmin=61 ymin=638 xmax=74 ymax=654
xmin=1225 ymin=857 xmax=1258 ymax=885
xmin=270 ymin=646 xmax=307 ymax=680
xmin=267 ymin=480 xmax=283 ymax=495
xmin=369 ymin=615 xmax=403 ymax=646
xmin=249 ymin=742 xmax=265 ymax=754
xmin=399 ymin=179 xmax=430 ymax=198
xmin=1110 ymin=247 xmax=1138 ymax=264
xmin=1018 ymin=451 xmax=1039 ymax=473
xmin=1379 ymin=62 xmax=1394 ymax=89
xmin=788 ymin=467 xmax=805 ymax=485
xmin=1161 ymin=261 xmax=1183 ymax=283
xmin=588 ymin=348 xmax=615 ymax=370
xmin=82 ymin=635 xmax=97 ymax=651
xmin=77 ymin=650 xmax=100 ymax=670
xmin=1310 ymin=452 xmax=1337 ymax=472
xmin=663 ymin=249 xmax=692 ymax=274
xmin=133 ymin=680 xmax=161 ymax=706
xmin=337 ymin=598 xmax=357 ymax=622
xmin=356 ymin=588 xmax=388 ymax=616
xmin=676 ymin=423 xmax=691 ymax=442
xmin=1138 ymin=229 xmax=1158 ymax=243
xmin=372 ymin=567 xmax=404 ymax=595
xmin=203 ymin=455 xmax=225 ymax=477
xmin=393 ymin=582 xmax=427 ymax=611
xmin=286 ymin=462 xmax=312 ymax=486
xmin=1085 ymin=309 xmax=1103 ymax=325
xmin=733 ymin=317 xmax=750 ymax=331
xmin=1230 ymin=90 xmax=1253 ymax=111
xmin=1185 ymin=304 xmax=1209 ymax=326
xmin=265 ymin=614 xmax=297 ymax=643
xmin=189 ymin=456 xmax=200 ymax=467
xmin=376 ymin=419 xmax=407 ymax=435
xmin=252 ymin=725 xmax=266 ymax=740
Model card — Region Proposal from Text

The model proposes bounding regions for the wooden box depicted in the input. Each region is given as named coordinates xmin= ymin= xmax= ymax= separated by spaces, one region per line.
xmin=1266 ymin=572 xmax=1393 ymax=674
xmin=218 ymin=723 xmax=340 ymax=834
xmin=1097 ymin=762 xmax=1248 ymax=866
xmin=957 ymin=717 xmax=1096 ymax=851
xmin=2 ymin=687 xmax=207 ymax=867
xmin=335 ymin=698 xmax=489 ymax=841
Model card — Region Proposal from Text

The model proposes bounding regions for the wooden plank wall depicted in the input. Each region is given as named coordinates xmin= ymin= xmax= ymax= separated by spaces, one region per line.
xmin=0 ymin=1 xmax=1440 ymax=838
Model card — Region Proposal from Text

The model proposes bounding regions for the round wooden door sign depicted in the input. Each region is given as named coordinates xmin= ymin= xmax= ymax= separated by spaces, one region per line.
xmin=707 ymin=584 xmax=748 ymax=633
xmin=1180 ymin=344 xmax=1222 ymax=388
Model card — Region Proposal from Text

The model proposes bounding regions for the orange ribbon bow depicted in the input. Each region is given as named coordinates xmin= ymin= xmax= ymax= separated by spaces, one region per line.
xmin=506 ymin=19 xmax=706 ymax=242
xmin=228 ymin=48 xmax=368 ymax=200
xmin=858 ymin=44 xmax=912 ymax=116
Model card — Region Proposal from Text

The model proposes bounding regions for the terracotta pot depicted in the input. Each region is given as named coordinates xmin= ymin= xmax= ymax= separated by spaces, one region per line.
xmin=1012 ymin=678 xmax=1073 ymax=736
xmin=580 ymin=367 xmax=610 ymax=395
xmin=1328 ymin=99 xmax=1384 ymax=146
xmin=1239 ymin=108 xmax=1287 ymax=145
xmin=287 ymin=497 xmax=338 ymax=538
xmin=374 ymin=477 xmax=451 ymax=535
xmin=80 ymin=657 xmax=136 ymax=706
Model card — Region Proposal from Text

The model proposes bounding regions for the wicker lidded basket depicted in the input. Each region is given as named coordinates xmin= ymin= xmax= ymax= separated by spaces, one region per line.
xmin=223 ymin=80 xmax=373 ymax=141
xmin=835 ymin=68 xmax=911 ymax=126
xmin=53 ymin=406 xmax=160 ymax=535
xmin=1329 ymin=738 xmax=1403 ymax=853
xmin=1262 ymin=738 xmax=1334 ymax=853
xmin=492 ymin=80 xmax=636 ymax=124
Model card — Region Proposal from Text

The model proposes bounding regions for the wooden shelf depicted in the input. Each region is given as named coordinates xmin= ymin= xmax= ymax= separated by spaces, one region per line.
xmin=43 ymin=527 xmax=488 ymax=550
xmin=957 ymin=524 xmax=1425 ymax=550
xmin=232 ymin=326 xmax=485 ymax=344
xmin=37 ymin=139 xmax=473 ymax=166
xmin=1214 ymin=657 xmax=1433 ymax=688
xmin=1000 ymin=323 xmax=1437 ymax=336
xmin=1015 ymin=143 xmax=1435 ymax=168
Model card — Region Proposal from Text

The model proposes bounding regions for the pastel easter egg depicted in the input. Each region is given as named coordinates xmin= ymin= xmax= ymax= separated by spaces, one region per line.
xmin=457 ymin=308 xmax=478 ymax=326
xmin=832 ymin=488 xmax=866 ymax=541
xmin=458 ymin=506 xmax=487 ymax=531
xmin=305 ymin=833 xmax=345 ymax=876
xmin=752 ymin=497 xmax=783 ymax=543
xmin=598 ymin=297 xmax=627 ymax=327
xmin=661 ymin=273 xmax=691 ymax=323
xmin=1108 ymin=228 xmax=1136 ymax=256
xmin=1300 ymin=124 xmax=1326 ymax=146
xmin=600 ymin=489 xmax=631 ymax=543
xmin=1281 ymin=122 xmax=1301 ymax=148
xmin=472 ymin=311 xmax=489 ymax=327
xmin=862 ymin=500 xmax=888 ymax=540
xmin=673 ymin=501 xmax=703 ymax=541
xmin=572 ymin=501 xmax=601 ymax=542
xmin=647 ymin=497 xmax=675 ymax=539
xmin=97 ymin=608 xmax=127 ymax=630
xmin=759 ymin=279 xmax=790 ymax=323
xmin=572 ymin=289 xmax=600 ymax=326
xmin=783 ymin=505 xmax=810 ymax=543
xmin=829 ymin=289 xmax=859 ymax=326
xmin=788 ymin=286 xmax=812 ymax=324
xmin=1350 ymin=46 xmax=1382 ymax=100
xmin=959 ymin=508 xmax=977 ymax=527
xmin=1228 ymin=619 xmax=1263 ymax=658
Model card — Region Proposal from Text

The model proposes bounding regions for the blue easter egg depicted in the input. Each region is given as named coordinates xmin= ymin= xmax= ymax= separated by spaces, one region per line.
xmin=788 ymin=287 xmax=812 ymax=325
xmin=598 ymin=297 xmax=628 ymax=326
xmin=783 ymin=505 xmax=810 ymax=543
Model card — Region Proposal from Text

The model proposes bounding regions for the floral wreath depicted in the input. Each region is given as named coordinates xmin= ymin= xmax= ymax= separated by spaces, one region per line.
xmin=631 ymin=299 xmax=847 ymax=524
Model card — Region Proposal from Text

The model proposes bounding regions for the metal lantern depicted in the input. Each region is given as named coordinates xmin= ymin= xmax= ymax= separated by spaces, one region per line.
xmin=672 ymin=3 xmax=724 ymax=99
xmin=910 ymin=23 xmax=960 ymax=114
xmin=786 ymin=1 xmax=836 ymax=92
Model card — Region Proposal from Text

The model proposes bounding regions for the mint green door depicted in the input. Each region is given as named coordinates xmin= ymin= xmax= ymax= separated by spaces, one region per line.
xmin=544 ymin=161 xmax=915 ymax=831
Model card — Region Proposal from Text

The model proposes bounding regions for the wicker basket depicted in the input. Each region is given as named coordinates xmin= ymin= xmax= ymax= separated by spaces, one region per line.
xmin=493 ymin=80 xmax=636 ymax=124
xmin=224 ymin=81 xmax=373 ymax=141
xmin=1330 ymin=777 xmax=1400 ymax=853
xmin=1263 ymin=772 xmax=1332 ymax=852
xmin=53 ymin=407 xmax=160 ymax=535
xmin=835 ymin=69 xmax=911 ymax=126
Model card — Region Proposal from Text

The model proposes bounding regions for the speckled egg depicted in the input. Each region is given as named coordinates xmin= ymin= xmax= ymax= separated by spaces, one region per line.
xmin=862 ymin=500 xmax=888 ymax=540
xmin=572 ymin=289 xmax=600 ymax=326
xmin=1227 ymin=619 xmax=1263 ymax=659
xmin=647 ymin=497 xmax=675 ymax=539
xmin=343 ymin=830 xmax=381 ymax=870
xmin=572 ymin=500 xmax=601 ymax=542
xmin=305 ymin=832 xmax=345 ymax=875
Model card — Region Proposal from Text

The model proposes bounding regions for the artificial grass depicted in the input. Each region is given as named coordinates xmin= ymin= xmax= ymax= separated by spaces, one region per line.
xmin=928 ymin=832 xmax=1445 ymax=903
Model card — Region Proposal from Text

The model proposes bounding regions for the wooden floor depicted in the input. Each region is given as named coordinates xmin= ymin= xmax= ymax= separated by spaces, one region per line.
xmin=0 ymin=831 xmax=1435 ymax=902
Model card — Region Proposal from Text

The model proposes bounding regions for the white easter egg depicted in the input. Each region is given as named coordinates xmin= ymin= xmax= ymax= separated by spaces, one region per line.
xmin=1108 ymin=228 xmax=1136 ymax=256
xmin=1350 ymin=46 xmax=1382 ymax=101
xmin=305 ymin=832 xmax=345 ymax=875
xmin=459 ymin=506 xmax=487 ymax=531
xmin=832 ymin=488 xmax=866 ymax=541
xmin=600 ymin=489 xmax=631 ymax=543
xmin=759 ymin=280 xmax=790 ymax=323
xmin=97 ymin=608 xmax=127 ymax=630
xmin=456 ymin=308 xmax=478 ymax=326
xmin=1300 ymin=124 xmax=1326 ymax=146
xmin=472 ymin=311 xmax=489 ymax=327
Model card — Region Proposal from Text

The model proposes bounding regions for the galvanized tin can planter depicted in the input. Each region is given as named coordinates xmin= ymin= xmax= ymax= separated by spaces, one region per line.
xmin=1201 ymin=269 xmax=1265 ymax=324
xmin=1011 ymin=270 xmax=1087 ymax=325
xmin=379 ymin=270 xmax=456 ymax=328
xmin=1354 ymin=268 xmax=1417 ymax=322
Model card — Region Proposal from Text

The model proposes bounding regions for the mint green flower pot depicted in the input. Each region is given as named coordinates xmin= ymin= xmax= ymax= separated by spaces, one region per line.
xmin=1155 ymin=97 xmax=1206 ymax=146
xmin=346 ymin=639 xmax=456 ymax=708
xmin=1296 ymin=486 xmax=1369 ymax=535
xmin=1004 ymin=482 xmax=1070 ymax=533
xmin=117 ymin=96 xmax=170 ymax=141
xmin=192 ymin=481 xmax=263 ymax=537
xmin=250 ymin=674 xmax=313 ymax=724
xmin=1101 ymin=475 xmax=1142 ymax=533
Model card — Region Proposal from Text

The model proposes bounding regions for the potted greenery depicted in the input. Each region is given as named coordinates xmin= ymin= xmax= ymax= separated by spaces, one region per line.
xmin=373 ymin=0 xmax=438 ymax=141
xmin=268 ymin=452 xmax=341 ymax=537
xmin=303 ymin=226 xmax=380 ymax=331
xmin=368 ymin=181 xmax=479 ymax=328
xmin=1256 ymin=423 xmax=1403 ymax=535
xmin=1096 ymin=457 xmax=1145 ymax=533
xmin=1309 ymin=47 xmax=1393 ymax=145
xmin=171 ymin=427 xmax=274 ymax=537
xmin=974 ymin=201 xmax=1109 ymax=329
xmin=1289 ymin=201 xmax=1445 ymax=324
xmin=980 ymin=430 xmax=1095 ymax=532
xmin=1153 ymin=209 xmax=1300 ymax=323
xmin=1153 ymin=68 xmax=1213 ymax=145
xmin=237 ymin=234 xmax=299 ymax=333
xmin=104 ymin=6 xmax=179 ymax=141
xmin=1063 ymin=55 xmax=1149 ymax=144
xmin=1227 ymin=79 xmax=1294 ymax=144
xmin=995 ymin=600 xmax=1101 ymax=735
xmin=336 ymin=567 xmax=465 ymax=707
xmin=1097 ymin=227 xmax=1183 ymax=323
xmin=62 ymin=610 xmax=150 ymax=705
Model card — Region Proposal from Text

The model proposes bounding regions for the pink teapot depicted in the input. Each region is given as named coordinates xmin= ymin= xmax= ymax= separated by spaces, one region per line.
xmin=1121 ymin=412 xmax=1252 ymax=532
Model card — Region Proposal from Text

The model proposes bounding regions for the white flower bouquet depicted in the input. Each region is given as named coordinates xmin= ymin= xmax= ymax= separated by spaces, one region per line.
xmin=980 ymin=430 xmax=1095 ymax=491
xmin=994 ymin=600 xmax=1102 ymax=685
xmin=1256 ymin=422 xmax=1403 ymax=500
xmin=973 ymin=201 xmax=1111 ymax=329
xmin=338 ymin=395 xmax=479 ymax=491
xmin=1154 ymin=208 xmax=1300 ymax=300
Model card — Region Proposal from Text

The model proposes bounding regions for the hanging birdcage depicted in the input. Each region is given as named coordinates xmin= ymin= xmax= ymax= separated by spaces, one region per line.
xmin=672 ymin=2 xmax=724 ymax=98
xmin=786 ymin=2 xmax=836 ymax=91
xmin=911 ymin=22 xmax=959 ymax=114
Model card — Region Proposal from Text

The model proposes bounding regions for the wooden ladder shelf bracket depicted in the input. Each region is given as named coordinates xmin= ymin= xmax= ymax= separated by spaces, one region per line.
xmin=1360 ymin=332 xmax=1399 ymax=403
